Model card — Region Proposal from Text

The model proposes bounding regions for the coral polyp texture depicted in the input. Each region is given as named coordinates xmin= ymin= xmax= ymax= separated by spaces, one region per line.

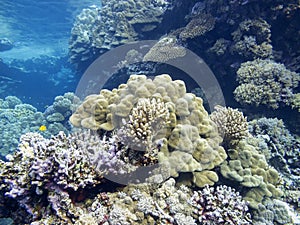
xmin=143 ymin=36 xmax=187 ymax=62
xmin=69 ymin=0 xmax=172 ymax=69
xmin=0 ymin=74 xmax=296 ymax=224
xmin=210 ymin=105 xmax=249 ymax=146
xmin=179 ymin=13 xmax=215 ymax=41
xmin=70 ymin=74 xmax=227 ymax=188
xmin=190 ymin=185 xmax=252 ymax=224
xmin=234 ymin=59 xmax=300 ymax=109
xmin=220 ymin=138 xmax=283 ymax=209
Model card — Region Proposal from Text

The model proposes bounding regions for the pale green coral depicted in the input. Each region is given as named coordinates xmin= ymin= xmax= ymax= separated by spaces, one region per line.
xmin=234 ymin=59 xmax=299 ymax=109
xmin=71 ymin=74 xmax=226 ymax=187
xmin=179 ymin=13 xmax=215 ymax=40
xmin=220 ymin=138 xmax=283 ymax=209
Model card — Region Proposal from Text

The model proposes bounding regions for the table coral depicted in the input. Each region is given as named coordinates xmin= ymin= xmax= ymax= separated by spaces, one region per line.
xmin=179 ymin=13 xmax=215 ymax=41
xmin=234 ymin=58 xmax=300 ymax=109
xmin=143 ymin=36 xmax=187 ymax=63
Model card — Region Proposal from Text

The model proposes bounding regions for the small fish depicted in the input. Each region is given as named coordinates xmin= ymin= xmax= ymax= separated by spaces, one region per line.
xmin=39 ymin=125 xmax=47 ymax=131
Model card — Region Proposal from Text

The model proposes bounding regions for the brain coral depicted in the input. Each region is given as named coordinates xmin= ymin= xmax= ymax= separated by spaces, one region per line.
xmin=69 ymin=0 xmax=171 ymax=69
xmin=234 ymin=59 xmax=300 ymax=109
xmin=70 ymin=74 xmax=227 ymax=187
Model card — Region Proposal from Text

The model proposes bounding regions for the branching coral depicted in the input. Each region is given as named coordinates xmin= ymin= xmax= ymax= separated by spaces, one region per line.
xmin=210 ymin=105 xmax=249 ymax=146
xmin=118 ymin=97 xmax=170 ymax=152
xmin=190 ymin=185 xmax=252 ymax=224
xmin=231 ymin=18 xmax=273 ymax=59
xmin=0 ymin=131 xmax=109 ymax=223
xmin=70 ymin=74 xmax=226 ymax=188
xmin=234 ymin=59 xmax=300 ymax=109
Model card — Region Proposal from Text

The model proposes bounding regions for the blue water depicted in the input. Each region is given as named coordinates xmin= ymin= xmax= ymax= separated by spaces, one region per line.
xmin=0 ymin=0 xmax=100 ymax=110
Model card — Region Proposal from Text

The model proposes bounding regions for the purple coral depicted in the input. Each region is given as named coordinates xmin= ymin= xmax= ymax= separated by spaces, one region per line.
xmin=189 ymin=185 xmax=252 ymax=224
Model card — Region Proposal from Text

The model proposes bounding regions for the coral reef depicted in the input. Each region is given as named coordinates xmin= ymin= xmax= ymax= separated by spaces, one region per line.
xmin=248 ymin=117 xmax=300 ymax=212
xmin=70 ymin=74 xmax=227 ymax=187
xmin=143 ymin=36 xmax=187 ymax=63
xmin=179 ymin=13 xmax=215 ymax=41
xmin=0 ymin=139 xmax=253 ymax=225
xmin=231 ymin=19 xmax=273 ymax=59
xmin=220 ymin=138 xmax=283 ymax=209
xmin=0 ymin=131 xmax=106 ymax=223
xmin=208 ymin=38 xmax=231 ymax=56
xmin=0 ymin=96 xmax=44 ymax=158
xmin=0 ymin=93 xmax=80 ymax=159
xmin=44 ymin=92 xmax=80 ymax=124
xmin=252 ymin=199 xmax=299 ymax=225
xmin=0 ymin=76 xmax=297 ymax=224
xmin=69 ymin=0 xmax=172 ymax=69
xmin=190 ymin=185 xmax=251 ymax=224
xmin=249 ymin=117 xmax=300 ymax=177
xmin=234 ymin=59 xmax=300 ymax=109
xmin=210 ymin=105 xmax=249 ymax=146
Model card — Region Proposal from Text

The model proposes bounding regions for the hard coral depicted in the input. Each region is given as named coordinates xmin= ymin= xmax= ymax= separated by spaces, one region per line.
xmin=179 ymin=13 xmax=215 ymax=40
xmin=0 ymin=131 xmax=105 ymax=223
xmin=143 ymin=36 xmax=187 ymax=63
xmin=210 ymin=105 xmax=249 ymax=146
xmin=69 ymin=0 xmax=172 ymax=70
xmin=220 ymin=138 xmax=283 ymax=209
xmin=190 ymin=185 xmax=252 ymax=224
xmin=231 ymin=18 xmax=273 ymax=59
xmin=70 ymin=74 xmax=226 ymax=187
xmin=234 ymin=59 xmax=300 ymax=109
